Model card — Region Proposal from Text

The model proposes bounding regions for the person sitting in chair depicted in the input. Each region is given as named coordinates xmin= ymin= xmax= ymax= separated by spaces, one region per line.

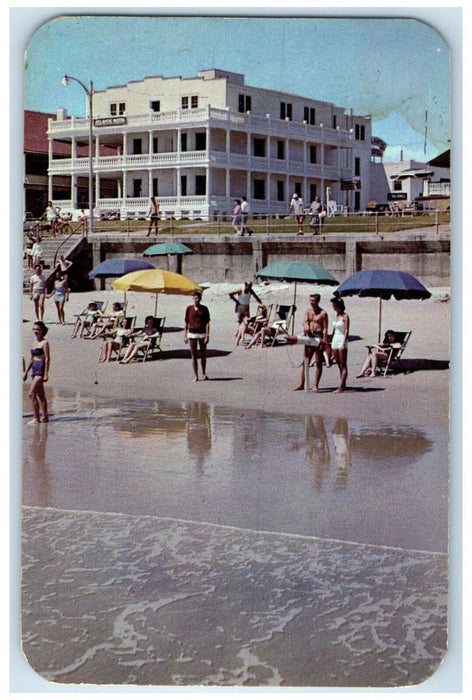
xmin=245 ymin=312 xmax=288 ymax=349
xmin=119 ymin=316 xmax=161 ymax=364
xmin=234 ymin=304 xmax=268 ymax=346
xmin=99 ymin=317 xmax=133 ymax=362
xmin=356 ymin=330 xmax=399 ymax=377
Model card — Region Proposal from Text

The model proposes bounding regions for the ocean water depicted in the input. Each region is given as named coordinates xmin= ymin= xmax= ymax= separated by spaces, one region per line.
xmin=21 ymin=392 xmax=449 ymax=687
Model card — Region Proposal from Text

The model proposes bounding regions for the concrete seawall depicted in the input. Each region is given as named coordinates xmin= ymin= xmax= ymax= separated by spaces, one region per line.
xmin=77 ymin=229 xmax=450 ymax=290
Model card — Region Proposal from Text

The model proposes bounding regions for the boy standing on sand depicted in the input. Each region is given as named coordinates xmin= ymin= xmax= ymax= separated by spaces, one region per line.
xmin=184 ymin=291 xmax=210 ymax=381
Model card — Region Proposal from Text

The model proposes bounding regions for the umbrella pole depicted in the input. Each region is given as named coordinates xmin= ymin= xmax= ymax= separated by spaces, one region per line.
xmin=378 ymin=298 xmax=382 ymax=343
xmin=155 ymin=294 xmax=159 ymax=316
xmin=292 ymin=282 xmax=297 ymax=334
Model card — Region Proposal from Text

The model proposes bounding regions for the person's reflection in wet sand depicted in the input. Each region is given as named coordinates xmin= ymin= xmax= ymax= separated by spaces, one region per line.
xmin=332 ymin=418 xmax=352 ymax=488
xmin=291 ymin=415 xmax=331 ymax=491
xmin=24 ymin=422 xmax=52 ymax=505
xmin=186 ymin=402 xmax=212 ymax=474
xmin=304 ymin=415 xmax=331 ymax=491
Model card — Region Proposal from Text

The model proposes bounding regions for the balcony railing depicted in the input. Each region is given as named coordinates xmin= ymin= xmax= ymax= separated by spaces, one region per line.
xmin=48 ymin=105 xmax=353 ymax=144
xmin=49 ymin=150 xmax=352 ymax=181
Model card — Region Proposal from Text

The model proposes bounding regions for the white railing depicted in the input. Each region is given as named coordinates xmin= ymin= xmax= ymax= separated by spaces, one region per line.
xmin=48 ymin=106 xmax=350 ymax=143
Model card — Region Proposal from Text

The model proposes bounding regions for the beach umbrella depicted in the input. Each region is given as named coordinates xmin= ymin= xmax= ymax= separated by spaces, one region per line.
xmin=336 ymin=269 xmax=432 ymax=341
xmin=112 ymin=268 xmax=202 ymax=315
xmin=88 ymin=258 xmax=155 ymax=279
xmin=142 ymin=242 xmax=194 ymax=256
xmin=142 ymin=242 xmax=194 ymax=271
xmin=255 ymin=261 xmax=339 ymax=331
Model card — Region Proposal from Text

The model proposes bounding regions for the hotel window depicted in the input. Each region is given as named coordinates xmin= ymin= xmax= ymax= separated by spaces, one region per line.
xmin=253 ymin=138 xmax=266 ymax=157
xmin=355 ymin=124 xmax=366 ymax=141
xmin=280 ymin=102 xmax=292 ymax=120
xmin=195 ymin=132 xmax=206 ymax=151
xmin=309 ymin=145 xmax=317 ymax=164
xmin=191 ymin=95 xmax=199 ymax=109
xmin=304 ymin=107 xmax=316 ymax=125
xmin=355 ymin=157 xmax=361 ymax=177
xmin=277 ymin=180 xmax=285 ymax=201
xmin=253 ymin=179 xmax=265 ymax=200
xmin=277 ymin=140 xmax=285 ymax=159
xmin=110 ymin=102 xmax=126 ymax=116
xmin=195 ymin=175 xmax=206 ymax=195
xmin=332 ymin=115 xmax=337 ymax=129
xmin=181 ymin=96 xmax=189 ymax=110
xmin=180 ymin=133 xmax=187 ymax=152
xmin=238 ymin=94 xmax=252 ymax=112
xmin=182 ymin=95 xmax=198 ymax=109
xmin=393 ymin=179 xmax=403 ymax=191
xmin=151 ymin=100 xmax=161 ymax=112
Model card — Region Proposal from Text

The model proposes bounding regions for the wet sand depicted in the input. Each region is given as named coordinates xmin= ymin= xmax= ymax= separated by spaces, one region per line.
xmin=20 ymin=282 xmax=451 ymax=688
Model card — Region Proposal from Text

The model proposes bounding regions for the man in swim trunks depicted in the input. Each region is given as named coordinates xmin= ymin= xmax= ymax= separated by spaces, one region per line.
xmin=184 ymin=291 xmax=210 ymax=381
xmin=293 ymin=293 xmax=329 ymax=391
xmin=29 ymin=264 xmax=46 ymax=321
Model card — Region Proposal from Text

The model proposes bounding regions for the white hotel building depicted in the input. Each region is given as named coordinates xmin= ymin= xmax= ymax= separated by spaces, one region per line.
xmin=47 ymin=68 xmax=373 ymax=220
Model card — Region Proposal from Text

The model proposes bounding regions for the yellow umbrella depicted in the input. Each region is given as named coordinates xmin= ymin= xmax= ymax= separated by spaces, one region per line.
xmin=112 ymin=268 xmax=202 ymax=315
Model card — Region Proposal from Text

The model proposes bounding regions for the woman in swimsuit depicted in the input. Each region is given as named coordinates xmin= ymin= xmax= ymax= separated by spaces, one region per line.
xmin=99 ymin=317 xmax=132 ymax=362
xmin=119 ymin=316 xmax=161 ymax=363
xmin=47 ymin=271 xmax=69 ymax=325
xmin=330 ymin=295 xmax=350 ymax=393
xmin=23 ymin=321 xmax=50 ymax=424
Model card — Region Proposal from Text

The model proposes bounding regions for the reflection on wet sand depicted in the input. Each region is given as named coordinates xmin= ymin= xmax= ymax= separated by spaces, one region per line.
xmin=21 ymin=391 xmax=448 ymax=688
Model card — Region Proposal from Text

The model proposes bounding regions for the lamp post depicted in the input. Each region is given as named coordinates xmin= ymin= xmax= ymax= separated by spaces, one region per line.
xmin=62 ymin=74 xmax=94 ymax=235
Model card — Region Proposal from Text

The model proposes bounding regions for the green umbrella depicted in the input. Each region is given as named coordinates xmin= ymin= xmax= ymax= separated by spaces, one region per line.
xmin=143 ymin=242 xmax=194 ymax=256
xmin=143 ymin=242 xmax=194 ymax=271
xmin=255 ymin=261 xmax=339 ymax=331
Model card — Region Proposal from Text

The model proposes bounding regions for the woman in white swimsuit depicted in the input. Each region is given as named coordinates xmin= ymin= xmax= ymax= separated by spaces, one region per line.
xmin=330 ymin=295 xmax=350 ymax=393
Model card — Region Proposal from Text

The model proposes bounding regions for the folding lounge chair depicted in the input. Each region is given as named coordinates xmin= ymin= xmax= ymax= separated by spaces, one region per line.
xmin=243 ymin=304 xmax=273 ymax=344
xmin=270 ymin=304 xmax=295 ymax=345
xmin=98 ymin=316 xmax=137 ymax=361
xmin=137 ymin=317 xmax=166 ymax=361
xmin=376 ymin=331 xmax=412 ymax=376
xmin=73 ymin=300 xmax=108 ymax=338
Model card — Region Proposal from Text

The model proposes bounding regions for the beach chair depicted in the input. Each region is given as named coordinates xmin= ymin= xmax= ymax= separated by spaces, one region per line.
xmin=72 ymin=300 xmax=108 ymax=338
xmin=270 ymin=304 xmax=295 ymax=345
xmin=98 ymin=316 xmax=136 ymax=362
xmin=243 ymin=304 xmax=273 ymax=343
xmin=375 ymin=331 xmax=412 ymax=376
xmin=88 ymin=301 xmax=127 ymax=338
xmin=137 ymin=317 xmax=166 ymax=361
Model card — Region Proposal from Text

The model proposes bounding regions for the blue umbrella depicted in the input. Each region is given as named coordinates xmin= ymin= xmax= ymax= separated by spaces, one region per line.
xmin=89 ymin=258 xmax=155 ymax=279
xmin=336 ymin=269 xmax=431 ymax=341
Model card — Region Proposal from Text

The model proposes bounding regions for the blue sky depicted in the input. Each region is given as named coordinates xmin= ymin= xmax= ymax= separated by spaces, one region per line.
xmin=21 ymin=10 xmax=456 ymax=162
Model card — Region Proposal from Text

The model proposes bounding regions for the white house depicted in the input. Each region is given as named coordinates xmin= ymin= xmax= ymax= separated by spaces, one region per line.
xmin=370 ymin=155 xmax=450 ymax=210
xmin=47 ymin=68 xmax=373 ymax=220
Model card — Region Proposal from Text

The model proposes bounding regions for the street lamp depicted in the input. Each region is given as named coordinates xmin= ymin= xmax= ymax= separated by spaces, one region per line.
xmin=62 ymin=74 xmax=94 ymax=235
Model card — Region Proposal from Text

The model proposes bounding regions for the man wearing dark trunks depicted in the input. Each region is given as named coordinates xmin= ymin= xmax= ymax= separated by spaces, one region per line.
xmin=293 ymin=293 xmax=329 ymax=391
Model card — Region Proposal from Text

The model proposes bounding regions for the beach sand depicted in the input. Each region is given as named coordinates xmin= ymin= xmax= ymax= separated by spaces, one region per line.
xmin=22 ymin=281 xmax=450 ymax=428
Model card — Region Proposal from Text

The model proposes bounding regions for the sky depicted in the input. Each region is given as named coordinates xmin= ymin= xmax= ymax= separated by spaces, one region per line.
xmin=19 ymin=10 xmax=455 ymax=163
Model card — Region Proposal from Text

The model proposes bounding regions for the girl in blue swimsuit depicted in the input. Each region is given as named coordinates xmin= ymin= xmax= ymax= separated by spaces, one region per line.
xmin=23 ymin=321 xmax=50 ymax=424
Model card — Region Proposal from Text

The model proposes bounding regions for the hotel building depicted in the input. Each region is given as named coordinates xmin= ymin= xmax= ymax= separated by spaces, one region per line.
xmin=47 ymin=68 xmax=373 ymax=220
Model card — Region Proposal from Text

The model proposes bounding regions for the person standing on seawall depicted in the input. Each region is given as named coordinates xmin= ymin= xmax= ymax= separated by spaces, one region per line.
xmin=288 ymin=193 xmax=305 ymax=235
xmin=147 ymin=196 xmax=159 ymax=236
